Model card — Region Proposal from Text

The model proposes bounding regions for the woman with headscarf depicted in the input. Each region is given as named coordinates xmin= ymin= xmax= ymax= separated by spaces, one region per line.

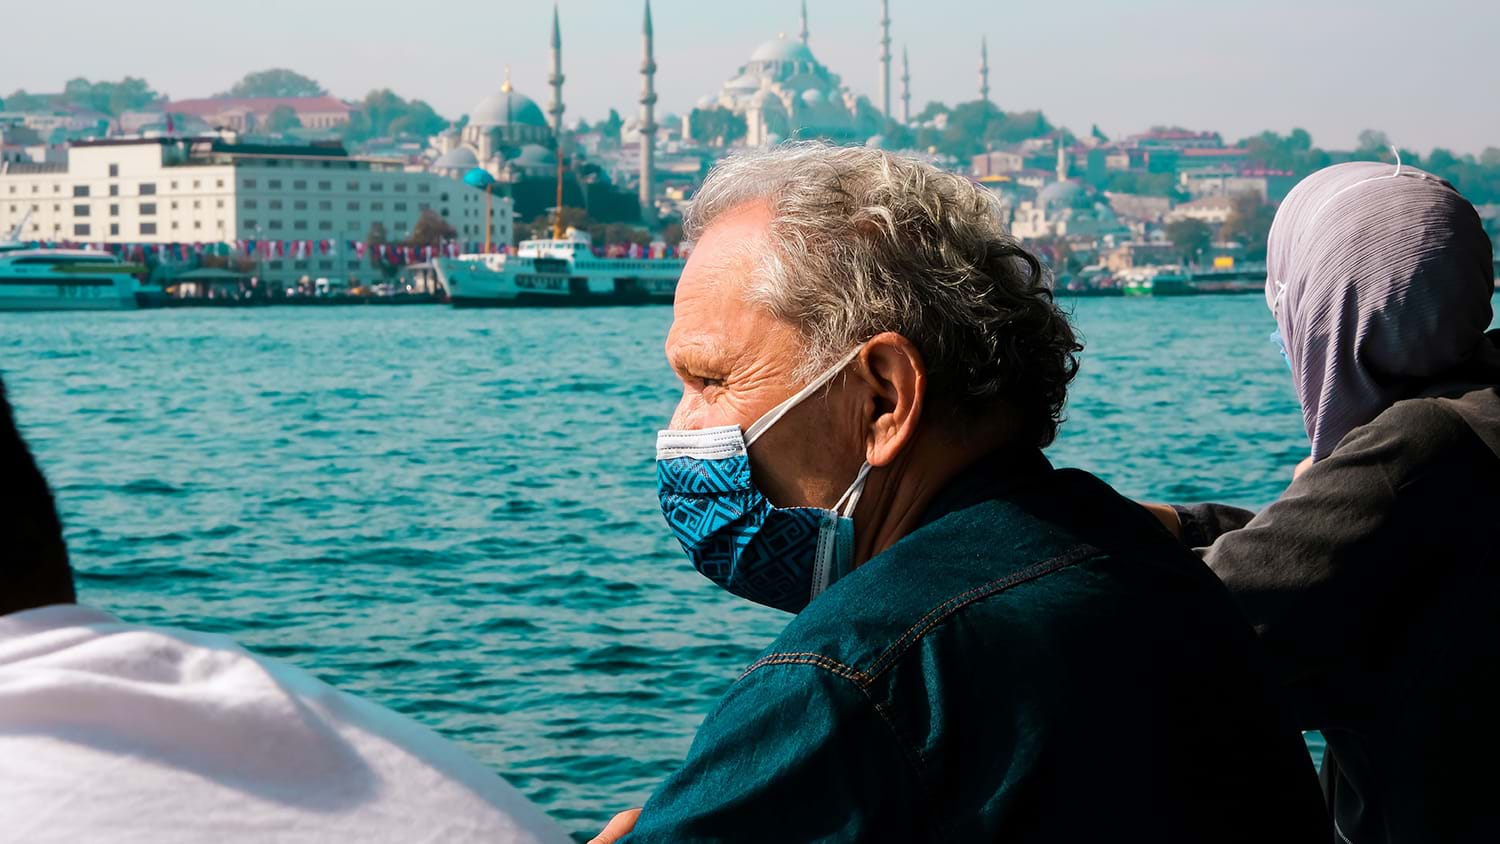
xmin=1152 ymin=161 xmax=1500 ymax=844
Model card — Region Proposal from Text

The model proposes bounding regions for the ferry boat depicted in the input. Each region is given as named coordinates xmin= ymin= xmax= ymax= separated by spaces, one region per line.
xmin=433 ymin=230 xmax=684 ymax=307
xmin=1122 ymin=263 xmax=1268 ymax=297
xmin=0 ymin=244 xmax=144 ymax=310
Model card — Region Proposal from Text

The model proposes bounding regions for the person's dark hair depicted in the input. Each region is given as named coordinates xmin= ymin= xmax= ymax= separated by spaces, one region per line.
xmin=686 ymin=142 xmax=1082 ymax=446
xmin=0 ymin=375 xmax=75 ymax=614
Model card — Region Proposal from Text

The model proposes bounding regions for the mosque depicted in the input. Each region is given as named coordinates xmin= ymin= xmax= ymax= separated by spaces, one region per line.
xmin=427 ymin=71 xmax=557 ymax=183
xmin=697 ymin=3 xmax=883 ymax=147
xmin=1009 ymin=143 xmax=1131 ymax=241
xmin=427 ymin=6 xmax=565 ymax=186
xmin=425 ymin=4 xmax=660 ymax=227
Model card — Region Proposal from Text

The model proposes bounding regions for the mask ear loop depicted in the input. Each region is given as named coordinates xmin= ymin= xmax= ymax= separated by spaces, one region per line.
xmin=744 ymin=346 xmax=864 ymax=446
xmin=832 ymin=462 xmax=873 ymax=518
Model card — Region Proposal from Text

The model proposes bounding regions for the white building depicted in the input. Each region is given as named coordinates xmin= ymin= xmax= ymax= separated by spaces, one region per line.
xmin=0 ymin=137 xmax=511 ymax=290
xmin=1165 ymin=194 xmax=1235 ymax=225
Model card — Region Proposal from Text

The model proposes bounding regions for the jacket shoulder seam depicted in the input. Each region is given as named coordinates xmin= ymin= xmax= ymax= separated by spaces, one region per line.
xmin=739 ymin=651 xmax=872 ymax=685
xmin=864 ymin=544 xmax=1101 ymax=682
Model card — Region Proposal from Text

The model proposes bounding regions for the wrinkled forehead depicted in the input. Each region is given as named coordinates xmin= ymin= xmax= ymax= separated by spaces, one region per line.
xmin=665 ymin=206 xmax=799 ymax=373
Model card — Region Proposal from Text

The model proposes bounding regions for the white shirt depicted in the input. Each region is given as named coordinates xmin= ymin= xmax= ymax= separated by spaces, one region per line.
xmin=0 ymin=605 xmax=572 ymax=844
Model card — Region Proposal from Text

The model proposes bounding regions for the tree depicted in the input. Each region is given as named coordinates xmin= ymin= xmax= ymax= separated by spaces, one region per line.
xmin=4 ymin=77 xmax=161 ymax=116
xmin=343 ymin=89 xmax=448 ymax=142
xmin=366 ymin=222 xmax=398 ymax=280
xmin=405 ymin=209 xmax=457 ymax=248
xmin=220 ymin=69 xmax=326 ymax=99
xmin=263 ymin=105 xmax=302 ymax=134
xmin=914 ymin=101 xmax=950 ymax=123
xmin=524 ymin=207 xmax=592 ymax=240
xmin=1164 ymin=218 xmax=1213 ymax=262
xmin=688 ymin=106 xmax=745 ymax=146
xmin=1221 ymin=192 xmax=1277 ymax=261
xmin=909 ymin=100 xmax=1056 ymax=158
xmin=1238 ymin=128 xmax=1331 ymax=175
xmin=597 ymin=109 xmax=625 ymax=140
xmin=1356 ymin=129 xmax=1391 ymax=154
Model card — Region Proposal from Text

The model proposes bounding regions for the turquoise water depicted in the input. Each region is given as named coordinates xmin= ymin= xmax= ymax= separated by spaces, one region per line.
xmin=0 ymin=297 xmax=1371 ymax=836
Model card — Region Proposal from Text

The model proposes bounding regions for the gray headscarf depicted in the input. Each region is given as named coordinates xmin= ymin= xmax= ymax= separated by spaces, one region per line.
xmin=1268 ymin=161 xmax=1498 ymax=461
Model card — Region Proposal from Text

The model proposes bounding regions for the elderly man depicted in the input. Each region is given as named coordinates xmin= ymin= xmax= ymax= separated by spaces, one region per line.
xmin=596 ymin=143 xmax=1327 ymax=843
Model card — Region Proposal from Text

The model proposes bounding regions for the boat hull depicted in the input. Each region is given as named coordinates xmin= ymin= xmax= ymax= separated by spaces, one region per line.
xmin=0 ymin=278 xmax=140 ymax=311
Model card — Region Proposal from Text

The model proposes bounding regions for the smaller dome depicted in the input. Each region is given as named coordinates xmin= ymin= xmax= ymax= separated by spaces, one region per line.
xmin=695 ymin=95 xmax=717 ymax=109
xmin=751 ymin=36 xmax=817 ymax=65
xmin=1038 ymin=179 xmax=1092 ymax=211
xmin=800 ymin=89 xmax=824 ymax=106
xmin=865 ymin=134 xmax=887 ymax=149
xmin=513 ymin=144 xmax=556 ymax=167
xmin=433 ymin=146 xmax=479 ymax=170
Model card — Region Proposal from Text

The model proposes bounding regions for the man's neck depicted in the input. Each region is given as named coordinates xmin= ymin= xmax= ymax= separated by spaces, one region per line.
xmin=853 ymin=431 xmax=1005 ymax=566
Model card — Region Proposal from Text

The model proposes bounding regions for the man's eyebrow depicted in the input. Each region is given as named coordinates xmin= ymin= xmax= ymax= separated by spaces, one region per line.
xmin=667 ymin=338 xmax=730 ymax=374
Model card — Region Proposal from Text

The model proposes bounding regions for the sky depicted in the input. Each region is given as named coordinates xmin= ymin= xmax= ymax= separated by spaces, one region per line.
xmin=3 ymin=0 xmax=1497 ymax=154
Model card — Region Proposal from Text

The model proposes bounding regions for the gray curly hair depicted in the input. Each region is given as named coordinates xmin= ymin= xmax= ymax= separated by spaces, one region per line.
xmin=684 ymin=142 xmax=1081 ymax=447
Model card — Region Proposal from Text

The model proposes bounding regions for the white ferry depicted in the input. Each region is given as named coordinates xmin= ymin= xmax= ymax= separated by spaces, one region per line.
xmin=0 ymin=244 xmax=144 ymax=311
xmin=0 ymin=214 xmax=143 ymax=311
xmin=433 ymin=230 xmax=684 ymax=307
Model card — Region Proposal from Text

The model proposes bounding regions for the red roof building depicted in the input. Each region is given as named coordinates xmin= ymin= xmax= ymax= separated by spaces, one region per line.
xmin=161 ymin=97 xmax=355 ymax=131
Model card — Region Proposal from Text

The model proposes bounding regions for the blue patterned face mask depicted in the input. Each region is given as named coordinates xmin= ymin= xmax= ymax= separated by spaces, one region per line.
xmin=655 ymin=348 xmax=871 ymax=613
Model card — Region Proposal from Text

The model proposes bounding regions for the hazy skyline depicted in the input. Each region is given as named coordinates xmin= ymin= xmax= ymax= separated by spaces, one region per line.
xmin=4 ymin=0 xmax=1496 ymax=154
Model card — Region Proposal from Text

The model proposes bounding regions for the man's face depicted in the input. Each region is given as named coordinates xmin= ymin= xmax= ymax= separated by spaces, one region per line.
xmin=665 ymin=202 xmax=866 ymax=509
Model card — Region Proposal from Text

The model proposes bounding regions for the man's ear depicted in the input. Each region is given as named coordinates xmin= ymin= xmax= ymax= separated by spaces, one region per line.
xmin=856 ymin=332 xmax=925 ymax=467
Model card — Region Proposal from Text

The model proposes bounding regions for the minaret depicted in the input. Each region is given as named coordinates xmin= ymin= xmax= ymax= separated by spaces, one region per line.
xmin=799 ymin=0 xmax=809 ymax=44
xmin=979 ymin=37 xmax=990 ymax=103
xmin=1056 ymin=137 xmax=1069 ymax=182
xmin=900 ymin=45 xmax=911 ymax=125
xmin=548 ymin=4 xmax=566 ymax=141
xmin=502 ymin=66 xmax=514 ymax=128
xmin=639 ymin=0 xmax=658 ymax=227
xmin=879 ymin=0 xmax=892 ymax=119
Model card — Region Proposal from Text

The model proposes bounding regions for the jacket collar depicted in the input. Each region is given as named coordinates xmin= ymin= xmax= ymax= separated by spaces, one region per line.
xmin=917 ymin=447 xmax=1053 ymax=531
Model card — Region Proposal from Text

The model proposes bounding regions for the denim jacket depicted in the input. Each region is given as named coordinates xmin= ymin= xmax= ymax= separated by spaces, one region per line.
xmin=626 ymin=451 xmax=1327 ymax=843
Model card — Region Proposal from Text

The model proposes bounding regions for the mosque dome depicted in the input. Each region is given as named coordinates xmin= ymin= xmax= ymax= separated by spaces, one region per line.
xmin=469 ymin=89 xmax=548 ymax=128
xmin=432 ymin=146 xmax=479 ymax=170
xmin=725 ymin=74 xmax=760 ymax=94
xmin=865 ymin=134 xmax=887 ymax=149
xmin=800 ymin=89 xmax=824 ymax=106
xmin=1038 ymin=180 xmax=1094 ymax=211
xmin=695 ymin=95 xmax=718 ymax=110
xmin=513 ymin=143 xmax=556 ymax=167
xmin=751 ymin=37 xmax=817 ymax=65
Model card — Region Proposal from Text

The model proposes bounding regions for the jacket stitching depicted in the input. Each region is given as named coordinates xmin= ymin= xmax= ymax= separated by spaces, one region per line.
xmin=740 ymin=652 xmax=871 ymax=685
xmin=864 ymin=544 xmax=1101 ymax=682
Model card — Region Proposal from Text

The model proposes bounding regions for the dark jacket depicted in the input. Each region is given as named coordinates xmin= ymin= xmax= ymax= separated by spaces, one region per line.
xmin=627 ymin=450 xmax=1327 ymax=843
xmin=1177 ymin=386 xmax=1500 ymax=844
